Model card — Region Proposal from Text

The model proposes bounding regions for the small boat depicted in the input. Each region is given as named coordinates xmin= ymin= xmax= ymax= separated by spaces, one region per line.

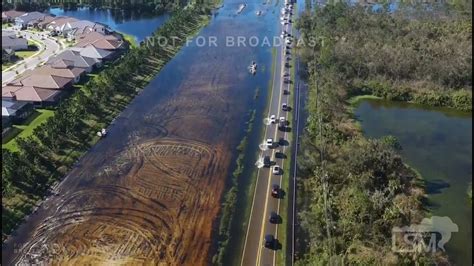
xmin=101 ymin=128 xmax=107 ymax=136
xmin=256 ymin=10 xmax=262 ymax=16
xmin=248 ymin=61 xmax=257 ymax=75
xmin=237 ymin=3 xmax=247 ymax=14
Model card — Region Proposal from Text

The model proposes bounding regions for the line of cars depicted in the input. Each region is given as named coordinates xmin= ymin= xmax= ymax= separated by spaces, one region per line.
xmin=263 ymin=0 xmax=294 ymax=250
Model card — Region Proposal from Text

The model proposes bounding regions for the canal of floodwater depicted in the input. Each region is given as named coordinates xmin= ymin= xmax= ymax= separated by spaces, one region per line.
xmin=355 ymin=99 xmax=472 ymax=265
xmin=3 ymin=0 xmax=284 ymax=264
xmin=49 ymin=7 xmax=170 ymax=42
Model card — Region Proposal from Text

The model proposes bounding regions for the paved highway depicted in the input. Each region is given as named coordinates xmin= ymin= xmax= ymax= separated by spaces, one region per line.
xmin=2 ymin=29 xmax=65 ymax=85
xmin=241 ymin=2 xmax=295 ymax=265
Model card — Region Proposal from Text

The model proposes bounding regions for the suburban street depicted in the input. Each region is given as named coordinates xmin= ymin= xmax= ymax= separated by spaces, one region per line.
xmin=2 ymin=29 xmax=64 ymax=85
xmin=241 ymin=3 xmax=295 ymax=265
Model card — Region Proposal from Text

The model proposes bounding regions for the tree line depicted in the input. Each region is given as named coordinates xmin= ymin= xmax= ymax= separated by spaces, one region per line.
xmin=296 ymin=2 xmax=472 ymax=111
xmin=2 ymin=3 xmax=212 ymax=241
xmin=2 ymin=0 xmax=188 ymax=13
xmin=294 ymin=2 xmax=471 ymax=264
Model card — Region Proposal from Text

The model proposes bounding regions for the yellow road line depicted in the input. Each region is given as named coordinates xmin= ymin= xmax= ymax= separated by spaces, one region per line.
xmin=256 ymin=27 xmax=287 ymax=266
xmin=240 ymin=50 xmax=278 ymax=266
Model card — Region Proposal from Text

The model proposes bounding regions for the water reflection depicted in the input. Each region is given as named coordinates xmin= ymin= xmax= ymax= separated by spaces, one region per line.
xmin=355 ymin=99 xmax=472 ymax=265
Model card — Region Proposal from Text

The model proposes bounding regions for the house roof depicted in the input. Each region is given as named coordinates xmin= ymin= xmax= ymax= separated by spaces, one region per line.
xmin=47 ymin=17 xmax=78 ymax=30
xmin=34 ymin=65 xmax=85 ymax=79
xmin=16 ymin=12 xmax=47 ymax=24
xmin=2 ymin=10 xmax=26 ymax=19
xmin=3 ymin=48 xmax=14 ymax=55
xmin=2 ymin=35 xmax=27 ymax=48
xmin=13 ymin=86 xmax=60 ymax=102
xmin=73 ymin=45 xmax=112 ymax=59
xmin=37 ymin=15 xmax=57 ymax=27
xmin=2 ymin=85 xmax=21 ymax=98
xmin=12 ymin=73 xmax=72 ymax=89
xmin=75 ymin=32 xmax=124 ymax=50
xmin=2 ymin=99 xmax=28 ymax=116
xmin=47 ymin=50 xmax=99 ymax=68
xmin=50 ymin=58 xmax=75 ymax=68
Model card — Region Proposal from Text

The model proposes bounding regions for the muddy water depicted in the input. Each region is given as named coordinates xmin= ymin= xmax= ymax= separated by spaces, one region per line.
xmin=2 ymin=1 xmax=281 ymax=265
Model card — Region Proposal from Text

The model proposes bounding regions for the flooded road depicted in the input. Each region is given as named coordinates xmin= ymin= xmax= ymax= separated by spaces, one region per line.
xmin=3 ymin=0 xmax=281 ymax=264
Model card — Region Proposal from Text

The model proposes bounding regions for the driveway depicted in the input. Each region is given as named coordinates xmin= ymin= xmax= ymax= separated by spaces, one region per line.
xmin=2 ymin=29 xmax=66 ymax=85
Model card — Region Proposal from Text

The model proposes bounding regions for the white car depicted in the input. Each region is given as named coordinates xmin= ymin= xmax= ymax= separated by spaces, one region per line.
xmin=279 ymin=117 xmax=286 ymax=124
xmin=270 ymin=115 xmax=276 ymax=123
xmin=266 ymin=138 xmax=273 ymax=147
xmin=273 ymin=165 xmax=280 ymax=175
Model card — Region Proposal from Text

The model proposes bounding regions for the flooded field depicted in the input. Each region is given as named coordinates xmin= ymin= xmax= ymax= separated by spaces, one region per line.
xmin=2 ymin=0 xmax=280 ymax=264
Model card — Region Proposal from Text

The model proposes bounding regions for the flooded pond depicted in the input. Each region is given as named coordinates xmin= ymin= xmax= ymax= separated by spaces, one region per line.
xmin=3 ymin=0 xmax=282 ymax=264
xmin=355 ymin=99 xmax=472 ymax=265
xmin=49 ymin=7 xmax=170 ymax=42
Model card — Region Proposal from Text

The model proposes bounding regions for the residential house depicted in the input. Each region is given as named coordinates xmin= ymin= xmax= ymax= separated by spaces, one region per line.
xmin=75 ymin=32 xmax=126 ymax=51
xmin=46 ymin=50 xmax=99 ymax=73
xmin=2 ymin=99 xmax=33 ymax=122
xmin=46 ymin=17 xmax=78 ymax=34
xmin=2 ymin=48 xmax=16 ymax=62
xmin=2 ymin=10 xmax=25 ymax=23
xmin=71 ymin=45 xmax=113 ymax=66
xmin=36 ymin=15 xmax=57 ymax=30
xmin=8 ymin=72 xmax=73 ymax=90
xmin=2 ymin=85 xmax=61 ymax=106
xmin=62 ymin=20 xmax=108 ymax=41
xmin=35 ymin=64 xmax=86 ymax=84
xmin=14 ymin=12 xmax=48 ymax=29
xmin=2 ymin=35 xmax=28 ymax=51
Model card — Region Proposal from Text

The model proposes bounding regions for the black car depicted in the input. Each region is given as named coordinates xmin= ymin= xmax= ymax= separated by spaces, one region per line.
xmin=282 ymin=103 xmax=288 ymax=111
xmin=263 ymin=155 xmax=271 ymax=167
xmin=283 ymin=89 xmax=289 ymax=95
xmin=271 ymin=184 xmax=280 ymax=198
xmin=269 ymin=211 xmax=279 ymax=223
xmin=278 ymin=137 xmax=285 ymax=146
xmin=264 ymin=234 xmax=275 ymax=249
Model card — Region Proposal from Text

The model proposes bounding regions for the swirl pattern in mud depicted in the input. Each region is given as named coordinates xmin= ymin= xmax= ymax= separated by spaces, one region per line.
xmin=15 ymin=139 xmax=227 ymax=265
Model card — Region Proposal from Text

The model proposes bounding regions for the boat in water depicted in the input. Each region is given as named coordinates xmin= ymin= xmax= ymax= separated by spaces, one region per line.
xmin=237 ymin=3 xmax=247 ymax=14
xmin=248 ymin=61 xmax=257 ymax=75
xmin=256 ymin=10 xmax=262 ymax=16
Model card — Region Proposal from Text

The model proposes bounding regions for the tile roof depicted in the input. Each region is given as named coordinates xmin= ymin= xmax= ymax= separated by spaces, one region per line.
xmin=2 ymin=10 xmax=26 ymax=19
xmin=75 ymin=32 xmax=124 ymax=50
xmin=73 ymin=45 xmax=112 ymax=59
xmin=47 ymin=50 xmax=99 ymax=68
xmin=37 ymin=15 xmax=57 ymax=27
xmin=47 ymin=17 xmax=78 ymax=30
xmin=12 ymin=73 xmax=72 ymax=89
xmin=16 ymin=12 xmax=47 ymax=24
xmin=34 ymin=65 xmax=85 ymax=79
xmin=2 ymin=85 xmax=59 ymax=102
xmin=2 ymin=35 xmax=27 ymax=49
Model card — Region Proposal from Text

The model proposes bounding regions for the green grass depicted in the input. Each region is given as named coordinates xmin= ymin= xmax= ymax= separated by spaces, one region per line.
xmin=2 ymin=62 xmax=14 ymax=71
xmin=2 ymin=109 xmax=55 ymax=152
xmin=16 ymin=50 xmax=37 ymax=59
xmin=16 ymin=39 xmax=41 ymax=59
xmin=348 ymin=94 xmax=382 ymax=105
xmin=2 ymin=23 xmax=12 ymax=29
xmin=118 ymin=31 xmax=139 ymax=48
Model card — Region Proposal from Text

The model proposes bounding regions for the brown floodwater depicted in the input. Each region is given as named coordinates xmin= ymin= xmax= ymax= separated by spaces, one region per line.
xmin=2 ymin=0 xmax=281 ymax=264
